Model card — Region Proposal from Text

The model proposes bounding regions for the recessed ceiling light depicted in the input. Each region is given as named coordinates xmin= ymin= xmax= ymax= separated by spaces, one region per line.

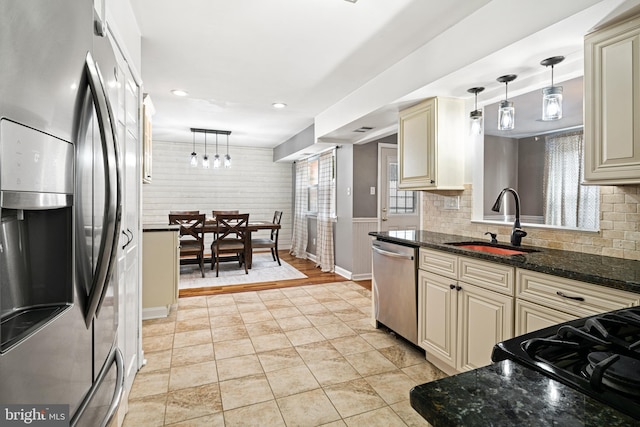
xmin=171 ymin=89 xmax=188 ymax=97
xmin=272 ymin=102 xmax=287 ymax=109
xmin=344 ymin=0 xmax=358 ymax=3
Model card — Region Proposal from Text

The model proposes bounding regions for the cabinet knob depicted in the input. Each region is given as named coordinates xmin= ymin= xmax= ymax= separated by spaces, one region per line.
xmin=449 ymin=284 xmax=455 ymax=290
xmin=430 ymin=179 xmax=435 ymax=184
xmin=456 ymin=285 xmax=462 ymax=291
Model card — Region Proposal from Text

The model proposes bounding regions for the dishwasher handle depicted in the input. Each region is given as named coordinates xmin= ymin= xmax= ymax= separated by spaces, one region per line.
xmin=372 ymin=246 xmax=414 ymax=261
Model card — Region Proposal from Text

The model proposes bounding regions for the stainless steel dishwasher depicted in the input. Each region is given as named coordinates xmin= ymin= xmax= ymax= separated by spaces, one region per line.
xmin=371 ymin=239 xmax=418 ymax=345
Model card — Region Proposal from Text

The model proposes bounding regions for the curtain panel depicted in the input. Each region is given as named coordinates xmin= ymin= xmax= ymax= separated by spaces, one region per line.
xmin=290 ymin=159 xmax=308 ymax=259
xmin=316 ymin=151 xmax=335 ymax=272
xmin=543 ymin=131 xmax=599 ymax=229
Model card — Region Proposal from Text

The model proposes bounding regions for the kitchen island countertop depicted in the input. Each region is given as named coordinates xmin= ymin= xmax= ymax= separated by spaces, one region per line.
xmin=369 ymin=230 xmax=640 ymax=294
xmin=410 ymin=360 xmax=638 ymax=426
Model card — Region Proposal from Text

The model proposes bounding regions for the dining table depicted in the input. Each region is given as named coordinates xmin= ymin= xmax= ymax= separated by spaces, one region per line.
xmin=200 ymin=218 xmax=281 ymax=269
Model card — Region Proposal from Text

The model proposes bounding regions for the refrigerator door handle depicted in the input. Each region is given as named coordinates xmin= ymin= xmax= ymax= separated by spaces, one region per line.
xmin=83 ymin=51 xmax=122 ymax=327
xmin=70 ymin=347 xmax=124 ymax=427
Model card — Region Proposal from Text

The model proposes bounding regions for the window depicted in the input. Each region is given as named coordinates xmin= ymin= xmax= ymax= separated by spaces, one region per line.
xmin=307 ymin=151 xmax=336 ymax=217
xmin=388 ymin=162 xmax=416 ymax=214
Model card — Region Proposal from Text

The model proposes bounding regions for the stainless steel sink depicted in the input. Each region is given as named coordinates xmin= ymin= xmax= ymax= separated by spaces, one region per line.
xmin=446 ymin=241 xmax=540 ymax=256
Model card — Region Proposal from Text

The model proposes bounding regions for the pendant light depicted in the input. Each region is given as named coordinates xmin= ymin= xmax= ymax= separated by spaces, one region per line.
xmin=467 ymin=87 xmax=485 ymax=135
xmin=213 ymin=133 xmax=221 ymax=168
xmin=190 ymin=130 xmax=198 ymax=167
xmin=224 ymin=133 xmax=232 ymax=168
xmin=540 ymin=56 xmax=564 ymax=121
xmin=497 ymin=74 xmax=517 ymax=130
xmin=202 ymin=132 xmax=210 ymax=169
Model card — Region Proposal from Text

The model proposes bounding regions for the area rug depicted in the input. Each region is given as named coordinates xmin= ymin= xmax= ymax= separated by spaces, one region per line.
xmin=178 ymin=252 xmax=308 ymax=289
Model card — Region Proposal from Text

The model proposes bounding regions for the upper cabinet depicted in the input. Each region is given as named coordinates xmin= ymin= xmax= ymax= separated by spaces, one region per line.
xmin=398 ymin=97 xmax=465 ymax=190
xmin=584 ymin=14 xmax=640 ymax=184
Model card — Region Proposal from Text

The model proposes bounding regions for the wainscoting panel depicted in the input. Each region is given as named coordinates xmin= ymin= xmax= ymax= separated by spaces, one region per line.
xmin=352 ymin=218 xmax=378 ymax=280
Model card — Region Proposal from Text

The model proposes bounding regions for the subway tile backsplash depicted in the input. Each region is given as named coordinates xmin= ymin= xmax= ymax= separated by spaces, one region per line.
xmin=421 ymin=184 xmax=640 ymax=261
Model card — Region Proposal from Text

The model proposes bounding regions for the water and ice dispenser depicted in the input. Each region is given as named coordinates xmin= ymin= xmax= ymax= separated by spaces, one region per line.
xmin=0 ymin=119 xmax=74 ymax=352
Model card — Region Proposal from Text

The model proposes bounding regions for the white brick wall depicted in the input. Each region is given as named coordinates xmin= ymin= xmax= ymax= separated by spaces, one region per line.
xmin=142 ymin=140 xmax=293 ymax=249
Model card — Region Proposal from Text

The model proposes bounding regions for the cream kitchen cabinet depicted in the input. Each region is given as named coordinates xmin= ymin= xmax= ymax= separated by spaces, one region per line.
xmin=398 ymin=97 xmax=465 ymax=190
xmin=584 ymin=13 xmax=640 ymax=184
xmin=418 ymin=249 xmax=514 ymax=375
xmin=515 ymin=269 xmax=640 ymax=335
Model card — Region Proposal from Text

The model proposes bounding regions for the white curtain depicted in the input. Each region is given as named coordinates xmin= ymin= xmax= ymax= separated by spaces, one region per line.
xmin=316 ymin=151 xmax=335 ymax=272
xmin=543 ymin=131 xmax=599 ymax=229
xmin=290 ymin=159 xmax=308 ymax=259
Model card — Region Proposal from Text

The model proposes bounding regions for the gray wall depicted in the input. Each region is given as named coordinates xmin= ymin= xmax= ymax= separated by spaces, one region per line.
xmin=517 ymin=136 xmax=544 ymax=217
xmin=353 ymin=134 xmax=397 ymax=218
xmin=335 ymin=144 xmax=354 ymax=272
xmin=484 ymin=135 xmax=518 ymax=216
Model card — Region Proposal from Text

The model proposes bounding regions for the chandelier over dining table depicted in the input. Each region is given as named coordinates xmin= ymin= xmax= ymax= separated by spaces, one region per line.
xmin=189 ymin=128 xmax=232 ymax=169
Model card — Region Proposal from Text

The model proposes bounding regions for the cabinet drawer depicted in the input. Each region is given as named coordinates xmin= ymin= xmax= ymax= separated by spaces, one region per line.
xmin=419 ymin=248 xmax=457 ymax=279
xmin=459 ymin=257 xmax=514 ymax=295
xmin=515 ymin=299 xmax=579 ymax=336
xmin=516 ymin=269 xmax=640 ymax=318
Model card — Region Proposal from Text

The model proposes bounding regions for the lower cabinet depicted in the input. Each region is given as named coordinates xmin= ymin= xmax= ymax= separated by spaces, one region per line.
xmin=515 ymin=269 xmax=640 ymax=335
xmin=417 ymin=249 xmax=514 ymax=375
xmin=417 ymin=248 xmax=640 ymax=375
xmin=142 ymin=229 xmax=179 ymax=319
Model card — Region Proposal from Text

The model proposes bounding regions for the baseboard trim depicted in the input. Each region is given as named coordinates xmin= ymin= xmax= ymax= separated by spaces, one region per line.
xmin=334 ymin=265 xmax=351 ymax=280
xmin=142 ymin=306 xmax=170 ymax=320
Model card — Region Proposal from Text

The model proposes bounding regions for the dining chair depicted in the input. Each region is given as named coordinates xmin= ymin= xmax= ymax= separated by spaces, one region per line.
xmin=212 ymin=210 xmax=239 ymax=216
xmin=211 ymin=213 xmax=250 ymax=277
xmin=251 ymin=210 xmax=282 ymax=266
xmin=170 ymin=210 xmax=200 ymax=215
xmin=168 ymin=213 xmax=206 ymax=278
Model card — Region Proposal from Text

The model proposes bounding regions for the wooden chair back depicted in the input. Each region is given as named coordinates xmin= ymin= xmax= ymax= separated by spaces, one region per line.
xmin=212 ymin=210 xmax=239 ymax=217
xmin=214 ymin=213 xmax=249 ymax=243
xmin=270 ymin=210 xmax=283 ymax=241
xmin=170 ymin=210 xmax=200 ymax=215
xmin=168 ymin=213 xmax=206 ymax=277
xmin=211 ymin=213 xmax=250 ymax=276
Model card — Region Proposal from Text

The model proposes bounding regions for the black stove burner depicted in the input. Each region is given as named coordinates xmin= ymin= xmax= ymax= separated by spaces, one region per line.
xmin=586 ymin=352 xmax=640 ymax=397
xmin=492 ymin=306 xmax=640 ymax=420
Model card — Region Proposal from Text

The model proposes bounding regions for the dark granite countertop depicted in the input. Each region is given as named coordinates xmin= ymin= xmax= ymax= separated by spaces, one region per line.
xmin=369 ymin=230 xmax=640 ymax=294
xmin=410 ymin=360 xmax=639 ymax=426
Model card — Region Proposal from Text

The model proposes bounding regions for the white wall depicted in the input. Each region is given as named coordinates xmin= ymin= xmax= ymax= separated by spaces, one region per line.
xmin=143 ymin=140 xmax=293 ymax=249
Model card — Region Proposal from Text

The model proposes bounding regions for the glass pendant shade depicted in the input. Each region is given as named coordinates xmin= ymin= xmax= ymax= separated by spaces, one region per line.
xmin=542 ymin=86 xmax=563 ymax=121
xmin=190 ymin=152 xmax=198 ymax=167
xmin=470 ymin=110 xmax=483 ymax=135
xmin=213 ymin=153 xmax=221 ymax=168
xmin=540 ymin=56 xmax=564 ymax=122
xmin=496 ymin=74 xmax=517 ymax=131
xmin=224 ymin=134 xmax=231 ymax=168
xmin=467 ymin=87 xmax=485 ymax=136
xmin=498 ymin=100 xmax=515 ymax=130
xmin=202 ymin=154 xmax=210 ymax=169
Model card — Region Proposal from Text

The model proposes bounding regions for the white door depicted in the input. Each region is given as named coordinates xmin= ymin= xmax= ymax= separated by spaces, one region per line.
xmin=379 ymin=144 xmax=419 ymax=231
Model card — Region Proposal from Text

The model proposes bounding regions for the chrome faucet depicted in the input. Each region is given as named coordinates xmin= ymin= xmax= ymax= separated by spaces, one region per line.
xmin=491 ymin=187 xmax=527 ymax=246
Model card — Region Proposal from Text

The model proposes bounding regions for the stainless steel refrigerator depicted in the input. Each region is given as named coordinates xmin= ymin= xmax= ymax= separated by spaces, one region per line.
xmin=0 ymin=2 xmax=124 ymax=425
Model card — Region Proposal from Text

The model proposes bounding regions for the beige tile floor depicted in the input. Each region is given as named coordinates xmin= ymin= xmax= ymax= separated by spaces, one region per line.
xmin=124 ymin=281 xmax=447 ymax=426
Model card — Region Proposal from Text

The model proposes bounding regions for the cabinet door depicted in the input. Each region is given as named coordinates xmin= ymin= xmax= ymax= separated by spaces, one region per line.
xmin=584 ymin=16 xmax=640 ymax=184
xmin=418 ymin=270 xmax=457 ymax=368
xmin=515 ymin=299 xmax=578 ymax=336
xmin=457 ymin=283 xmax=513 ymax=372
xmin=399 ymin=99 xmax=435 ymax=189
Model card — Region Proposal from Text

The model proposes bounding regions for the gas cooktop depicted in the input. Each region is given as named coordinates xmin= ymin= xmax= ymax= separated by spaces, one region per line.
xmin=492 ymin=306 xmax=640 ymax=420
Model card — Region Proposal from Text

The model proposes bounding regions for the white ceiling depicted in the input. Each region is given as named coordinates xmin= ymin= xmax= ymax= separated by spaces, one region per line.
xmin=130 ymin=0 xmax=640 ymax=157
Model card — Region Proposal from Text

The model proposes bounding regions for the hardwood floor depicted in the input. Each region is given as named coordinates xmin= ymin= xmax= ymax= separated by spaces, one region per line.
xmin=179 ymin=251 xmax=372 ymax=297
